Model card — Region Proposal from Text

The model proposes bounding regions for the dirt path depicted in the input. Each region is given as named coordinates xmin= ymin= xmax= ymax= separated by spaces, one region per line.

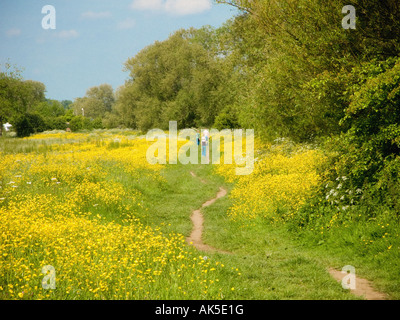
xmin=188 ymin=171 xmax=387 ymax=299
xmin=187 ymin=172 xmax=230 ymax=254
xmin=328 ymin=268 xmax=387 ymax=300
xmin=190 ymin=171 xmax=207 ymax=184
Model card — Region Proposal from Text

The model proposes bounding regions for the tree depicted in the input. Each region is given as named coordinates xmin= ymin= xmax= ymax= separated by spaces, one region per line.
xmin=24 ymin=80 xmax=46 ymax=110
xmin=72 ymin=84 xmax=115 ymax=119
xmin=13 ymin=113 xmax=46 ymax=137
xmin=0 ymin=63 xmax=42 ymax=136
xmin=61 ymin=100 xmax=73 ymax=109
xmin=215 ymin=0 xmax=400 ymax=141
xmin=33 ymin=100 xmax=65 ymax=118
xmin=118 ymin=28 xmax=227 ymax=131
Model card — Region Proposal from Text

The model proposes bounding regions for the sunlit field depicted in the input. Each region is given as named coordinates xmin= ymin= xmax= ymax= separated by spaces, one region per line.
xmin=1 ymin=131 xmax=399 ymax=301
xmin=0 ymin=131 xmax=233 ymax=300
xmin=215 ymin=139 xmax=326 ymax=223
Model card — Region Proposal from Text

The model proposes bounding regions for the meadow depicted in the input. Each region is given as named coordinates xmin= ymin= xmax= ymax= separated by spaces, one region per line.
xmin=1 ymin=130 xmax=399 ymax=300
xmin=0 ymin=131 xmax=237 ymax=300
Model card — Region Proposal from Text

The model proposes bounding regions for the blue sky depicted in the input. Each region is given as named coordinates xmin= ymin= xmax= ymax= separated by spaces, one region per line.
xmin=0 ymin=0 xmax=238 ymax=101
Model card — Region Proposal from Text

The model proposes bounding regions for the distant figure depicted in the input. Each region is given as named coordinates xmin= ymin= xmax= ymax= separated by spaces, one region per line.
xmin=203 ymin=129 xmax=209 ymax=142
xmin=196 ymin=131 xmax=200 ymax=146
xmin=66 ymin=128 xmax=71 ymax=132
xmin=202 ymin=129 xmax=210 ymax=164
xmin=201 ymin=137 xmax=207 ymax=157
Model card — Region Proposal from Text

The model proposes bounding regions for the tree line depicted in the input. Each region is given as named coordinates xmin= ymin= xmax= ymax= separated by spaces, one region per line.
xmin=2 ymin=1 xmax=400 ymax=140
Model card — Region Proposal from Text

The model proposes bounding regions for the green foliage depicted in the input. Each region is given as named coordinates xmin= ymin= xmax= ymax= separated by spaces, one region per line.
xmin=92 ymin=117 xmax=104 ymax=130
xmin=46 ymin=116 xmax=68 ymax=131
xmin=215 ymin=0 xmax=400 ymax=142
xmin=68 ymin=116 xmax=97 ymax=132
xmin=32 ymin=100 xmax=66 ymax=118
xmin=72 ymin=84 xmax=115 ymax=120
xmin=117 ymin=28 xmax=229 ymax=131
xmin=61 ymin=100 xmax=73 ymax=109
xmin=102 ymin=112 xmax=123 ymax=129
xmin=292 ymin=57 xmax=400 ymax=245
xmin=324 ymin=58 xmax=400 ymax=189
xmin=13 ymin=113 xmax=46 ymax=137
xmin=69 ymin=116 xmax=84 ymax=132
xmin=13 ymin=115 xmax=34 ymax=138
xmin=0 ymin=63 xmax=49 ymax=137
xmin=1 ymin=64 xmax=32 ymax=133
xmin=213 ymin=107 xmax=239 ymax=130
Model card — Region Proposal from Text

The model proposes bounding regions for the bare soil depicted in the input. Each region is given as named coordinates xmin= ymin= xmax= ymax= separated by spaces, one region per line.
xmin=328 ymin=268 xmax=387 ymax=300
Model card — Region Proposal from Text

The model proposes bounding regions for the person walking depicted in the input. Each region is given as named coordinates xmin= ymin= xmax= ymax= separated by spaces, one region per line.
xmin=196 ymin=130 xmax=200 ymax=146
xmin=202 ymin=129 xmax=210 ymax=164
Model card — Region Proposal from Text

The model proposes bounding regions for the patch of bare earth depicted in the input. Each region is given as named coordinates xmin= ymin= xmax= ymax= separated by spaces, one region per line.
xmin=328 ymin=268 xmax=387 ymax=300
xmin=187 ymin=171 xmax=230 ymax=254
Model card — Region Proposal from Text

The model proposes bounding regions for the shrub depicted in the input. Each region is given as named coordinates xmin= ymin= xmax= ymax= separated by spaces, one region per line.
xmin=13 ymin=113 xmax=47 ymax=137
xmin=213 ymin=109 xmax=239 ymax=130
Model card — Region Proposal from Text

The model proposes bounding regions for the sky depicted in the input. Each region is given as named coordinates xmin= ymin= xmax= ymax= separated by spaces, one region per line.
xmin=0 ymin=0 xmax=238 ymax=101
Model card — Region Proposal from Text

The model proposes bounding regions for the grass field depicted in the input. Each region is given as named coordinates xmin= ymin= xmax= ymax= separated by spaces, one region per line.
xmin=0 ymin=130 xmax=399 ymax=300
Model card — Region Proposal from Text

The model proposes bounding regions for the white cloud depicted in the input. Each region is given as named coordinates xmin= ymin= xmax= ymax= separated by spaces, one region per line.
xmin=5 ymin=28 xmax=21 ymax=37
xmin=130 ymin=0 xmax=212 ymax=15
xmin=55 ymin=30 xmax=79 ymax=39
xmin=165 ymin=0 xmax=212 ymax=15
xmin=81 ymin=11 xmax=112 ymax=19
xmin=131 ymin=0 xmax=164 ymax=11
xmin=117 ymin=18 xmax=136 ymax=30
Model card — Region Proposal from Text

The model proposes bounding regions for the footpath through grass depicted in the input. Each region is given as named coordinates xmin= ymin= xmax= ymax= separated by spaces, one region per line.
xmin=142 ymin=146 xmax=399 ymax=299
xmin=140 ymin=160 xmax=358 ymax=300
